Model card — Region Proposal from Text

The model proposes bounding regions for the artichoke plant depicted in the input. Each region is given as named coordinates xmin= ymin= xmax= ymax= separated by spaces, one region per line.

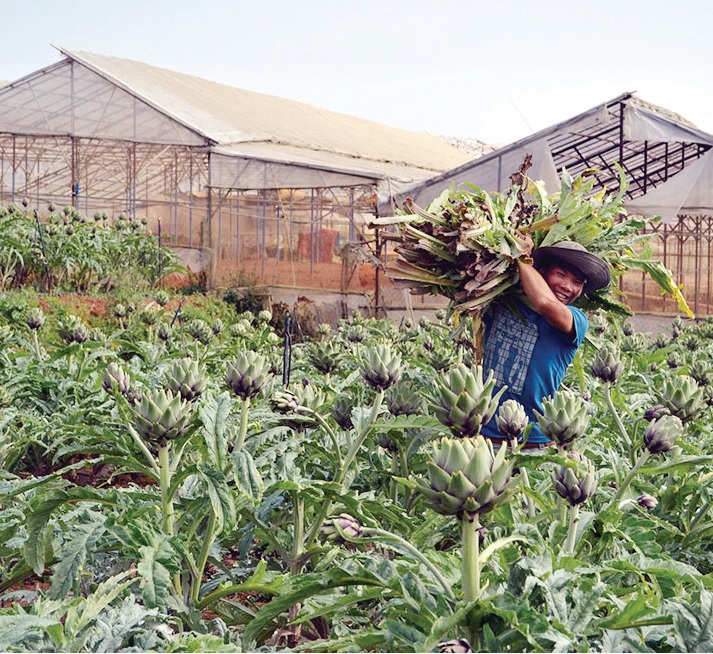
xmin=553 ymin=451 xmax=598 ymax=507
xmin=225 ymin=351 xmax=271 ymax=401
xmin=535 ymin=388 xmax=590 ymax=449
xmin=164 ymin=358 xmax=207 ymax=402
xmin=590 ymin=344 xmax=624 ymax=384
xmin=102 ymin=361 xmax=131 ymax=396
xmin=359 ymin=344 xmax=403 ymax=391
xmin=495 ymin=399 xmax=529 ymax=441
xmin=431 ymin=363 xmax=505 ymax=438
xmin=130 ymin=388 xmax=193 ymax=447
xmin=416 ymin=435 xmax=514 ymax=519
xmin=657 ymin=374 xmax=705 ymax=423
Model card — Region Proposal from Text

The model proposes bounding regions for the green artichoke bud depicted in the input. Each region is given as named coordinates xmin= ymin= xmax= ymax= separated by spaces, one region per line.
xmin=25 ymin=307 xmax=45 ymax=331
xmin=416 ymin=435 xmax=515 ymax=518
xmin=156 ymin=322 xmax=172 ymax=341
xmin=386 ymin=380 xmax=423 ymax=416
xmin=620 ymin=333 xmax=647 ymax=354
xmin=332 ymin=394 xmax=356 ymax=429
xmin=130 ymin=388 xmax=193 ymax=446
xmin=57 ymin=315 xmax=90 ymax=344
xmin=689 ymin=360 xmax=712 ymax=388
xmin=140 ymin=308 xmax=160 ymax=326
xmin=495 ymin=399 xmax=528 ymax=440
xmin=102 ymin=362 xmax=131 ymax=395
xmin=154 ymin=290 xmax=170 ymax=306
xmin=225 ymin=351 xmax=271 ymax=400
xmin=164 ymin=358 xmax=207 ymax=402
xmin=590 ymin=344 xmax=624 ymax=384
xmin=360 ymin=344 xmax=403 ymax=391
xmin=186 ymin=318 xmax=214 ymax=345
xmin=211 ymin=318 xmax=225 ymax=336
xmin=534 ymin=389 xmax=590 ymax=448
xmin=319 ymin=513 xmax=364 ymax=542
xmin=431 ymin=364 xmax=505 ymax=438
xmin=553 ymin=451 xmax=597 ymax=506
xmin=428 ymin=346 xmax=458 ymax=372
xmin=307 ymin=340 xmax=343 ymax=374
xmin=113 ymin=303 xmax=126 ymax=319
xmin=643 ymin=414 xmax=683 ymax=454
xmin=657 ymin=374 xmax=705 ymax=423
xmin=271 ymin=389 xmax=300 ymax=414
xmin=652 ymin=332 xmax=669 ymax=349
xmin=257 ymin=309 xmax=273 ymax=323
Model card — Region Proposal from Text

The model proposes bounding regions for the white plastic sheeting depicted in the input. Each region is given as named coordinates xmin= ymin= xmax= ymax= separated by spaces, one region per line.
xmin=380 ymin=93 xmax=713 ymax=223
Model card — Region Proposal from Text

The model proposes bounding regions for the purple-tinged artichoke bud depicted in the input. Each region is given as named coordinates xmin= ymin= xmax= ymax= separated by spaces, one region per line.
xmin=113 ymin=303 xmax=126 ymax=319
xmin=57 ymin=315 xmax=90 ymax=344
xmin=386 ymin=380 xmax=423 ymax=416
xmin=643 ymin=414 xmax=683 ymax=454
xmin=553 ymin=451 xmax=597 ymax=506
xmin=495 ymin=399 xmax=528 ymax=441
xmin=307 ymin=340 xmax=343 ymax=375
xmin=643 ymin=404 xmax=670 ymax=421
xmin=590 ymin=344 xmax=624 ymax=384
xmin=360 ymin=344 xmax=403 ymax=392
xmin=667 ymin=352 xmax=682 ymax=369
xmin=153 ymin=291 xmax=170 ymax=306
xmin=653 ymin=332 xmax=669 ymax=349
xmin=622 ymin=322 xmax=635 ymax=336
xmin=534 ymin=389 xmax=590 ymax=449
xmin=689 ymin=360 xmax=712 ymax=388
xmin=156 ymin=322 xmax=172 ymax=341
xmin=431 ymin=364 xmax=505 ymax=438
xmin=657 ymin=374 xmax=705 ymax=423
xmin=319 ymin=514 xmax=364 ymax=542
xmin=211 ymin=318 xmax=224 ymax=336
xmin=636 ymin=493 xmax=658 ymax=510
xmin=225 ymin=351 xmax=271 ymax=401
xmin=416 ymin=435 xmax=514 ymax=518
xmin=164 ymin=358 xmax=207 ymax=402
xmin=344 ymin=324 xmax=366 ymax=343
xmin=102 ymin=362 xmax=131 ymax=395
xmin=332 ymin=395 xmax=355 ymax=429
xmin=140 ymin=308 xmax=159 ymax=326
xmin=25 ymin=307 xmax=45 ymax=331
xmin=437 ymin=639 xmax=472 ymax=653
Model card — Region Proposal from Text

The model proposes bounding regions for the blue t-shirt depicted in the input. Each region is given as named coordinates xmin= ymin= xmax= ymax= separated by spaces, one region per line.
xmin=480 ymin=299 xmax=588 ymax=444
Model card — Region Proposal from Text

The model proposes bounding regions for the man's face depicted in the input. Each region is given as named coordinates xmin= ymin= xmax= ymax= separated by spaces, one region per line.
xmin=541 ymin=264 xmax=585 ymax=305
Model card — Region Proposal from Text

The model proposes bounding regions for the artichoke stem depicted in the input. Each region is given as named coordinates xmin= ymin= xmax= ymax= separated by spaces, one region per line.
xmin=519 ymin=466 xmax=537 ymax=518
xmin=390 ymin=452 xmax=399 ymax=504
xmin=339 ymin=389 xmax=384 ymax=488
xmin=291 ymin=492 xmax=305 ymax=576
xmin=603 ymin=383 xmax=633 ymax=454
xmin=462 ymin=511 xmax=481 ymax=604
xmin=563 ymin=503 xmax=579 ymax=555
xmin=158 ymin=444 xmax=175 ymax=537
xmin=235 ymin=396 xmax=251 ymax=452
xmin=613 ymin=450 xmax=651 ymax=504
xmin=32 ymin=332 xmax=42 ymax=360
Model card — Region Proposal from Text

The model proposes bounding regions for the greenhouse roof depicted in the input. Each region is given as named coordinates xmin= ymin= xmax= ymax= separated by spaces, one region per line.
xmin=0 ymin=47 xmax=473 ymax=197
xmin=379 ymin=92 xmax=713 ymax=221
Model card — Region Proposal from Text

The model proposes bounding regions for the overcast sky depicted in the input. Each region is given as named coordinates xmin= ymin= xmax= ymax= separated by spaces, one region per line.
xmin=2 ymin=0 xmax=712 ymax=147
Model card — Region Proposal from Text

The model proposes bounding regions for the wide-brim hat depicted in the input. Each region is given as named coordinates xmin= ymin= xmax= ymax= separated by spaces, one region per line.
xmin=532 ymin=241 xmax=610 ymax=294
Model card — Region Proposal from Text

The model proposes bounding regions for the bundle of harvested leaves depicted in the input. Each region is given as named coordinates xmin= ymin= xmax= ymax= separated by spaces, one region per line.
xmin=373 ymin=157 xmax=692 ymax=320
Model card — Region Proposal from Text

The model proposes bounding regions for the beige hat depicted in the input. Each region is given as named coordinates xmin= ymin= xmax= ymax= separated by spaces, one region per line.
xmin=532 ymin=241 xmax=610 ymax=294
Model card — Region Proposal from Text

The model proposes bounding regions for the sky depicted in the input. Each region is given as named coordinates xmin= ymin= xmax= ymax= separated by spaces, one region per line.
xmin=2 ymin=0 xmax=713 ymax=147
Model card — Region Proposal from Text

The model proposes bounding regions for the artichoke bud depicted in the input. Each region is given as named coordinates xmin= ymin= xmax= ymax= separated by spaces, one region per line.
xmin=140 ymin=308 xmax=159 ymax=325
xmin=437 ymin=639 xmax=472 ymax=653
xmin=332 ymin=394 xmax=356 ymax=429
xmin=432 ymin=364 xmax=505 ymax=438
xmin=643 ymin=414 xmax=683 ymax=454
xmin=113 ymin=303 xmax=126 ymax=319
xmin=156 ymin=322 xmax=173 ymax=341
xmin=307 ymin=340 xmax=343 ymax=374
xmin=211 ymin=318 xmax=225 ymax=336
xmin=225 ymin=351 xmax=271 ymax=400
xmin=271 ymin=389 xmax=300 ymax=414
xmin=495 ymin=399 xmax=528 ymax=440
xmin=360 ymin=344 xmax=403 ymax=391
xmin=534 ymin=389 xmax=590 ymax=448
xmin=643 ymin=404 xmax=670 ymax=421
xmin=57 ymin=315 xmax=90 ymax=344
xmin=386 ymin=380 xmax=423 ymax=416
xmin=102 ymin=362 xmax=131 ymax=395
xmin=164 ymin=358 xmax=207 ymax=402
xmin=319 ymin=513 xmax=364 ymax=542
xmin=636 ymin=493 xmax=658 ymax=510
xmin=416 ymin=435 xmax=514 ymax=518
xmin=590 ymin=344 xmax=624 ymax=384
xmin=553 ymin=451 xmax=597 ymax=506
xmin=658 ymin=374 xmax=705 ymax=423
xmin=186 ymin=318 xmax=214 ymax=345
xmin=130 ymin=388 xmax=193 ymax=446
xmin=689 ymin=360 xmax=712 ymax=387
xmin=25 ymin=307 xmax=45 ymax=331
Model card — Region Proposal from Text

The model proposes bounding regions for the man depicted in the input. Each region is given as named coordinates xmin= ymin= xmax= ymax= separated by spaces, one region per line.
xmin=479 ymin=240 xmax=610 ymax=449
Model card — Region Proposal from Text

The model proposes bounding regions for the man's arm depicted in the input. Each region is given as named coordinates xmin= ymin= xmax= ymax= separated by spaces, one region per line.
xmin=517 ymin=260 xmax=575 ymax=336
